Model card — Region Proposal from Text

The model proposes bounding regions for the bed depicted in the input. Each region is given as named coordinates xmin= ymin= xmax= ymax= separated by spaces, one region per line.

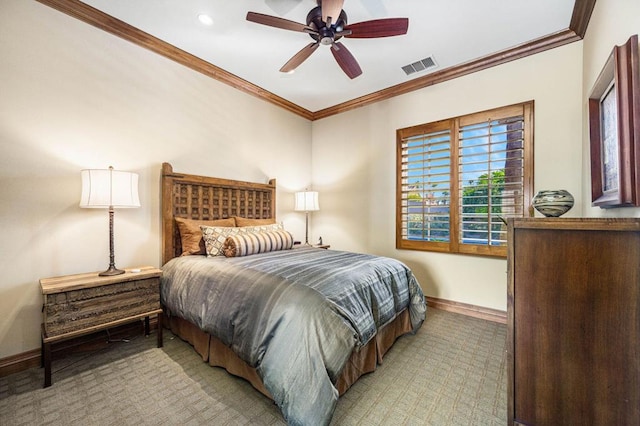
xmin=159 ymin=162 xmax=426 ymax=425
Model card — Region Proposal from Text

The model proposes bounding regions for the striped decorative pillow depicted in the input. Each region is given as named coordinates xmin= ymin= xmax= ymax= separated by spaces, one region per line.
xmin=223 ymin=230 xmax=294 ymax=257
xmin=200 ymin=223 xmax=283 ymax=256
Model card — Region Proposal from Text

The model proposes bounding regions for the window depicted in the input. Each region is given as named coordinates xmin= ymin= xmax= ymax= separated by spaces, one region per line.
xmin=396 ymin=102 xmax=534 ymax=257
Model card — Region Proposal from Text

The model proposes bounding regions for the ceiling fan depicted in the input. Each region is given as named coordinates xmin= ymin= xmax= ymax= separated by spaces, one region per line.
xmin=247 ymin=0 xmax=409 ymax=79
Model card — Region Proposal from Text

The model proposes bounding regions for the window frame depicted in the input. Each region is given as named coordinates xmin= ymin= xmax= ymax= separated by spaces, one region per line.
xmin=396 ymin=101 xmax=534 ymax=257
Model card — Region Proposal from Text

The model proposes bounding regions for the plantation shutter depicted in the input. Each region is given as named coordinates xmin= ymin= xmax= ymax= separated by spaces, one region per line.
xmin=399 ymin=122 xmax=452 ymax=251
xmin=396 ymin=102 xmax=533 ymax=257
xmin=458 ymin=105 xmax=526 ymax=249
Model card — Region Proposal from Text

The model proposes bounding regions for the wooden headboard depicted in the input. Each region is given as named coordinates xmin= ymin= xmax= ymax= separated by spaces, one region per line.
xmin=161 ymin=162 xmax=276 ymax=264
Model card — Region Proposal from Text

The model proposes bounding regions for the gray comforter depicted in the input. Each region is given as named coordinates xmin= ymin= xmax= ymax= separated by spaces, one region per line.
xmin=161 ymin=246 xmax=426 ymax=425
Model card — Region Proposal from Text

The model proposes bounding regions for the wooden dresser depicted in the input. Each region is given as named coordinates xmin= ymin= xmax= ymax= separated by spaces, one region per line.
xmin=40 ymin=266 xmax=163 ymax=387
xmin=507 ymin=218 xmax=640 ymax=425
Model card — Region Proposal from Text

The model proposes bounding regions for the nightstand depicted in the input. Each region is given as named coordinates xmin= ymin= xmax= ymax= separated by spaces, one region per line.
xmin=314 ymin=244 xmax=330 ymax=249
xmin=39 ymin=266 xmax=163 ymax=387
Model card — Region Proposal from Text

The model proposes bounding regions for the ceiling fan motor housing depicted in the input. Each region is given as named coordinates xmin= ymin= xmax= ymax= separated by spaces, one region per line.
xmin=306 ymin=6 xmax=347 ymax=44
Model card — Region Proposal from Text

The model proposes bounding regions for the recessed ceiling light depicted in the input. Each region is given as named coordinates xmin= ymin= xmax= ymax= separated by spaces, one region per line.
xmin=198 ymin=14 xmax=213 ymax=26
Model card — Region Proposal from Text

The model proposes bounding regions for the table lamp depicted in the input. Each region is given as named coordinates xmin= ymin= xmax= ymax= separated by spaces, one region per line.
xmin=294 ymin=190 xmax=319 ymax=245
xmin=80 ymin=166 xmax=140 ymax=276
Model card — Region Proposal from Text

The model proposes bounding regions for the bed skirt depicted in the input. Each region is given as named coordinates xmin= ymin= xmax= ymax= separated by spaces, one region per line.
xmin=164 ymin=309 xmax=413 ymax=398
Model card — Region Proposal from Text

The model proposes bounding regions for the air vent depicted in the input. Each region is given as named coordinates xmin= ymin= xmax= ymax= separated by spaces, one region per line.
xmin=402 ymin=56 xmax=437 ymax=76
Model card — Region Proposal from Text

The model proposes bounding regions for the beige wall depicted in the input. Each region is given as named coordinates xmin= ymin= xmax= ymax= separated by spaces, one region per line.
xmin=0 ymin=0 xmax=312 ymax=358
xmin=2 ymin=0 xmax=634 ymax=360
xmin=581 ymin=0 xmax=640 ymax=218
xmin=311 ymin=42 xmax=584 ymax=311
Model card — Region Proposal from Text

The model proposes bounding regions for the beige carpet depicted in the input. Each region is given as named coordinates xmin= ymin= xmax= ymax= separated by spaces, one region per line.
xmin=0 ymin=309 xmax=507 ymax=425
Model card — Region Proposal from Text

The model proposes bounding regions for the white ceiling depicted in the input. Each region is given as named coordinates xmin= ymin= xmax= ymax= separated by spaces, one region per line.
xmin=79 ymin=0 xmax=577 ymax=112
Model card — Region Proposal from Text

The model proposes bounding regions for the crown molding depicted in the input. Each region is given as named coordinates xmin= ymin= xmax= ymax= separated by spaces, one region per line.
xmin=570 ymin=0 xmax=597 ymax=38
xmin=35 ymin=0 xmax=314 ymax=120
xmin=312 ymin=28 xmax=582 ymax=120
xmin=36 ymin=0 xmax=596 ymax=121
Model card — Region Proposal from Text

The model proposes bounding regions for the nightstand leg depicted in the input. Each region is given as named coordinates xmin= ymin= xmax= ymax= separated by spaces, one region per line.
xmin=43 ymin=341 xmax=52 ymax=388
xmin=157 ymin=313 xmax=163 ymax=348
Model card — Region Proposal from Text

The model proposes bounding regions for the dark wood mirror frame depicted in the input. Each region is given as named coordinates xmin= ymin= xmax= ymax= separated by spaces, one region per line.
xmin=588 ymin=34 xmax=640 ymax=208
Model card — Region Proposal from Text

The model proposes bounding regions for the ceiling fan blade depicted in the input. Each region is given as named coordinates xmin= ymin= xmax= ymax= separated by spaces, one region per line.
xmin=342 ymin=18 xmax=409 ymax=38
xmin=330 ymin=42 xmax=362 ymax=79
xmin=246 ymin=11 xmax=314 ymax=33
xmin=321 ymin=0 xmax=344 ymax=26
xmin=280 ymin=42 xmax=320 ymax=73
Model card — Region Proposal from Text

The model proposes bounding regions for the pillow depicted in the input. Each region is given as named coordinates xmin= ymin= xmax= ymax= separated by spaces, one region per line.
xmin=175 ymin=217 xmax=236 ymax=256
xmin=223 ymin=230 xmax=294 ymax=257
xmin=201 ymin=223 xmax=283 ymax=257
xmin=234 ymin=216 xmax=276 ymax=227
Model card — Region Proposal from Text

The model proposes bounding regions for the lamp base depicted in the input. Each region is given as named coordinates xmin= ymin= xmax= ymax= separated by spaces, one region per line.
xmin=99 ymin=265 xmax=125 ymax=276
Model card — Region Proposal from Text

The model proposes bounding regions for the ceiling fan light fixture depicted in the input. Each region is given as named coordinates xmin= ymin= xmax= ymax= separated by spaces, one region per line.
xmin=319 ymin=27 xmax=334 ymax=45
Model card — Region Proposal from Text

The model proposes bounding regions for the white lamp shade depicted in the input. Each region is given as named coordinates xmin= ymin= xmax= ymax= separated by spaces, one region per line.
xmin=80 ymin=168 xmax=140 ymax=208
xmin=294 ymin=191 xmax=319 ymax=212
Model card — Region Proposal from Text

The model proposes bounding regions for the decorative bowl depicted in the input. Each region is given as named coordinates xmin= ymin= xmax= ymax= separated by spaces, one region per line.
xmin=532 ymin=190 xmax=574 ymax=217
